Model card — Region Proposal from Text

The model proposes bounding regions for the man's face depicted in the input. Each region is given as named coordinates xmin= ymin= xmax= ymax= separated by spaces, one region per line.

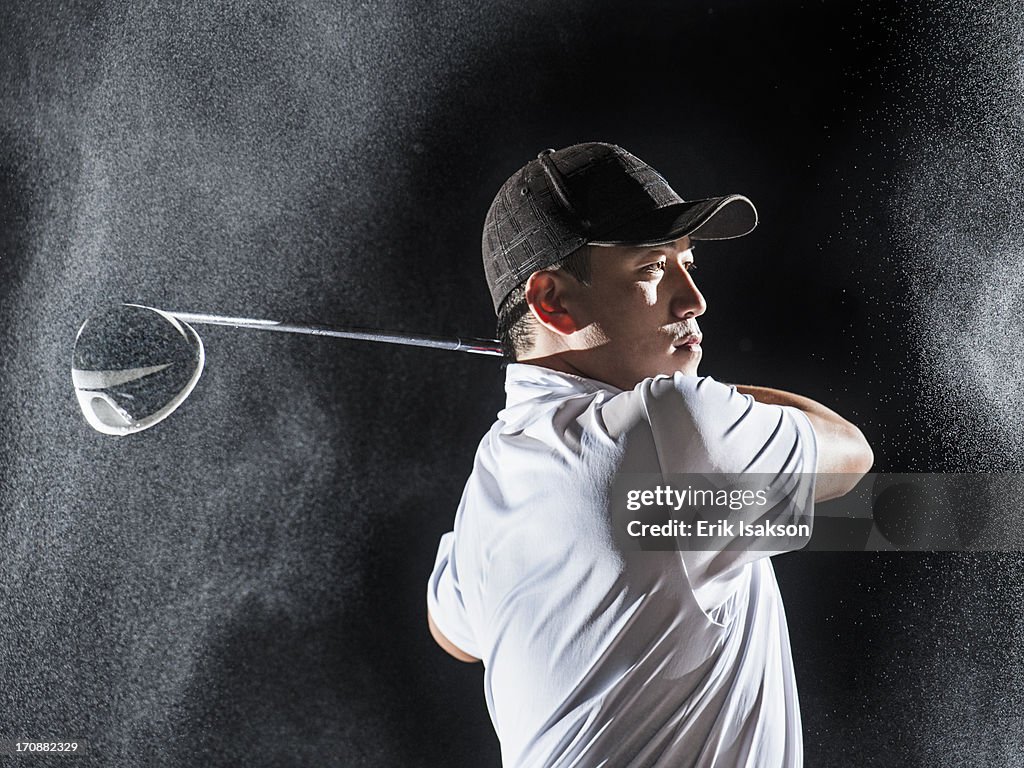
xmin=561 ymin=236 xmax=706 ymax=390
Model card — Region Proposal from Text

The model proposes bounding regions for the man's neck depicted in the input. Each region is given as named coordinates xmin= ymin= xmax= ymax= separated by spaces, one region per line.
xmin=516 ymin=352 xmax=590 ymax=380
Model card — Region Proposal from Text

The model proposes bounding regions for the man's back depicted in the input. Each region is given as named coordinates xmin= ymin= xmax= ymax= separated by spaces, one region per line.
xmin=428 ymin=363 xmax=817 ymax=767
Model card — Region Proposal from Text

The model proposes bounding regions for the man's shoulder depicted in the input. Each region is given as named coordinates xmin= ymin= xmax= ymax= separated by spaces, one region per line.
xmin=504 ymin=364 xmax=734 ymax=402
xmin=640 ymin=372 xmax=732 ymax=399
xmin=615 ymin=372 xmax=742 ymax=419
xmin=498 ymin=365 xmax=752 ymax=440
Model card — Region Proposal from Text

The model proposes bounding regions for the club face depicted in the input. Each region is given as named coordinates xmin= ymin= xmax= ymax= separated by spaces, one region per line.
xmin=72 ymin=304 xmax=205 ymax=436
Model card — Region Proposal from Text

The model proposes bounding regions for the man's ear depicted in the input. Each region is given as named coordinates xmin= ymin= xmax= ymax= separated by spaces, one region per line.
xmin=525 ymin=270 xmax=583 ymax=336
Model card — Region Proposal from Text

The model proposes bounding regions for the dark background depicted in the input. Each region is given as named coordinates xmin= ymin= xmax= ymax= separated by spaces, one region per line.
xmin=2 ymin=1 xmax=1023 ymax=765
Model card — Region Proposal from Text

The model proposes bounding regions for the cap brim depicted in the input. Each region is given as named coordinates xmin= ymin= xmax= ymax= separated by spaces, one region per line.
xmin=588 ymin=194 xmax=758 ymax=247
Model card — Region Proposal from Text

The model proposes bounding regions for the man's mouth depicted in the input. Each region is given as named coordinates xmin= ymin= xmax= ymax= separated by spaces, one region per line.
xmin=674 ymin=333 xmax=702 ymax=348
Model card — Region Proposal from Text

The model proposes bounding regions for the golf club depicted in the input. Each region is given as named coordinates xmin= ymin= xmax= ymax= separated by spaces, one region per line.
xmin=72 ymin=303 xmax=503 ymax=436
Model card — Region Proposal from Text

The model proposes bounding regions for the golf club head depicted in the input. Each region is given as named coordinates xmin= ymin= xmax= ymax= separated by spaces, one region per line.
xmin=72 ymin=304 xmax=205 ymax=436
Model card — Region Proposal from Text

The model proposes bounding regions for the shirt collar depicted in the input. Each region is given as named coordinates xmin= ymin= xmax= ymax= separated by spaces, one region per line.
xmin=503 ymin=363 xmax=621 ymax=408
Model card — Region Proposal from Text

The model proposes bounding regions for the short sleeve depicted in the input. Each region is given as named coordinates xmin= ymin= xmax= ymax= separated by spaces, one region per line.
xmin=639 ymin=374 xmax=818 ymax=479
xmin=426 ymin=531 xmax=481 ymax=659
xmin=636 ymin=374 xmax=817 ymax=589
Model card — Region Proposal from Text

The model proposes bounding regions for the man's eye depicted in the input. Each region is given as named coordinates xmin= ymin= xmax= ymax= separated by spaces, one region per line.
xmin=684 ymin=262 xmax=698 ymax=273
xmin=643 ymin=261 xmax=667 ymax=274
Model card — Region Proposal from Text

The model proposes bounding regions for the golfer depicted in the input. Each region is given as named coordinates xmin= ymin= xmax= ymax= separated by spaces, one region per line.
xmin=426 ymin=142 xmax=873 ymax=767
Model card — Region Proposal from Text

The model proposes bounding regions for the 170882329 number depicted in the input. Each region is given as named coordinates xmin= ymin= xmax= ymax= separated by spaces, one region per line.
xmin=18 ymin=743 xmax=78 ymax=752
xmin=0 ymin=740 xmax=87 ymax=755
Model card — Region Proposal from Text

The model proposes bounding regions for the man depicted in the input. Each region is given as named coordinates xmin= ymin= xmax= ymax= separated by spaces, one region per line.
xmin=426 ymin=142 xmax=873 ymax=767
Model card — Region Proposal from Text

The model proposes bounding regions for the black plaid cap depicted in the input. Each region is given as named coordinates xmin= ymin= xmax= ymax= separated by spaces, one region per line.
xmin=482 ymin=142 xmax=758 ymax=313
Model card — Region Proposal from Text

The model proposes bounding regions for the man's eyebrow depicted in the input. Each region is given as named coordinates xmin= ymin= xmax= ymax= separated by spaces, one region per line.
xmin=626 ymin=239 xmax=695 ymax=261
xmin=627 ymin=247 xmax=666 ymax=261
xmin=637 ymin=244 xmax=696 ymax=258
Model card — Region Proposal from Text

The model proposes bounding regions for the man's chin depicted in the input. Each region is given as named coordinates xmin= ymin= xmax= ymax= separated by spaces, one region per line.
xmin=670 ymin=348 xmax=701 ymax=377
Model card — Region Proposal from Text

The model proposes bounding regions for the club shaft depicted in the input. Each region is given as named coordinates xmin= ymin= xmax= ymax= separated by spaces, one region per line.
xmin=166 ymin=311 xmax=504 ymax=357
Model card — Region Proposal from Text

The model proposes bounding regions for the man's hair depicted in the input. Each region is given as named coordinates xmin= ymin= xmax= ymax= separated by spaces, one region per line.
xmin=496 ymin=246 xmax=592 ymax=363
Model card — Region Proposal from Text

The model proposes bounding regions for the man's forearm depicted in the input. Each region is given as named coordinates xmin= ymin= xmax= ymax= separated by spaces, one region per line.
xmin=733 ymin=384 xmax=848 ymax=424
xmin=733 ymin=384 xmax=874 ymax=500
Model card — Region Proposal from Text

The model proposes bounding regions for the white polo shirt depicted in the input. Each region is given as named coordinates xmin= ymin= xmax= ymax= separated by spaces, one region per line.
xmin=428 ymin=364 xmax=817 ymax=767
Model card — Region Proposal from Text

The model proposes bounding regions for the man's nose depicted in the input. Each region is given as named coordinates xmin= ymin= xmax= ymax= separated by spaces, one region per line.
xmin=669 ymin=265 xmax=707 ymax=320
